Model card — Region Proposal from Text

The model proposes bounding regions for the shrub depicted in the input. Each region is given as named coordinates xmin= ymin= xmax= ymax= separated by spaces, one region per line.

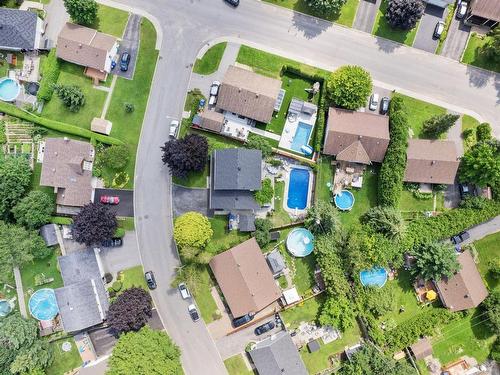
xmin=37 ymin=50 xmax=60 ymax=102
xmin=49 ymin=216 xmax=73 ymax=225
xmin=422 ymin=114 xmax=459 ymax=139
xmin=102 ymin=145 xmax=130 ymax=170
xmin=112 ymin=172 xmax=130 ymax=188
xmin=462 ymin=127 xmax=474 ymax=139
xmin=53 ymin=84 xmax=86 ymax=112
xmin=307 ymin=0 xmax=347 ymax=17
xmin=245 ymin=134 xmax=273 ymax=158
xmin=174 ymin=212 xmax=213 ymax=248
xmin=114 ymin=227 xmax=126 ymax=238
xmin=385 ymin=0 xmax=425 ymax=30
xmin=112 ymin=281 xmax=122 ymax=292
xmin=254 ymin=218 xmax=272 ymax=248
xmin=327 ymin=65 xmax=372 ymax=110
xmin=63 ymin=0 xmax=98 ymax=25
xmin=104 ymin=273 xmax=113 ymax=284
xmin=254 ymin=178 xmax=274 ymax=206
xmin=124 ymin=103 xmax=135 ymax=113
xmin=476 ymin=122 xmax=492 ymax=142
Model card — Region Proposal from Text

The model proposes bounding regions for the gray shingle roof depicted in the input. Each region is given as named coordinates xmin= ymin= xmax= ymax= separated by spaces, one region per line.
xmin=238 ymin=213 xmax=256 ymax=232
xmin=39 ymin=224 xmax=58 ymax=247
xmin=267 ymin=250 xmax=285 ymax=275
xmin=210 ymin=190 xmax=261 ymax=211
xmin=249 ymin=331 xmax=307 ymax=375
xmin=0 ymin=8 xmax=38 ymax=50
xmin=213 ymin=148 xmax=262 ymax=190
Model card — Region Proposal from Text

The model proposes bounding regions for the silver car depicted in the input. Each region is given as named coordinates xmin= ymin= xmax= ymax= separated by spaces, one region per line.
xmin=369 ymin=93 xmax=379 ymax=111
xmin=178 ymin=282 xmax=191 ymax=299
xmin=169 ymin=120 xmax=179 ymax=138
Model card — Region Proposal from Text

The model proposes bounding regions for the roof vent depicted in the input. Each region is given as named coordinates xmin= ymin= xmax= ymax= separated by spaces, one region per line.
xmin=237 ymin=167 xmax=241 ymax=171
xmin=431 ymin=160 xmax=436 ymax=165
xmin=54 ymin=151 xmax=58 ymax=156
xmin=255 ymin=94 xmax=259 ymax=98
xmin=52 ymin=168 xmax=56 ymax=173
xmin=358 ymin=135 xmax=363 ymax=139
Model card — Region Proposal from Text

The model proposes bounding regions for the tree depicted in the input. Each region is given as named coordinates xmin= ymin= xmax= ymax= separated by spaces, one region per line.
xmin=318 ymin=296 xmax=354 ymax=332
xmin=459 ymin=141 xmax=500 ymax=188
xmin=476 ymin=122 xmax=492 ymax=142
xmin=108 ymin=288 xmax=153 ymax=336
xmin=254 ymin=218 xmax=272 ymax=248
xmin=0 ymin=157 xmax=32 ymax=219
xmin=245 ymin=134 xmax=273 ymax=158
xmin=315 ymin=235 xmax=351 ymax=297
xmin=422 ymin=114 xmax=460 ymax=138
xmin=412 ymin=242 xmax=460 ymax=281
xmin=483 ymin=290 xmax=500 ymax=335
xmin=362 ymin=285 xmax=396 ymax=318
xmin=107 ymin=325 xmax=182 ymax=375
xmin=102 ymin=145 xmax=130 ymax=170
xmin=254 ymin=178 xmax=274 ymax=206
xmin=307 ymin=0 xmax=346 ymax=17
xmin=173 ymin=212 xmax=213 ymax=248
xmin=491 ymin=337 xmax=500 ymax=362
xmin=385 ymin=0 xmax=424 ymax=30
xmin=12 ymin=191 xmax=55 ymax=229
xmin=327 ymin=65 xmax=372 ymax=110
xmin=72 ymin=202 xmax=117 ymax=246
xmin=480 ymin=27 xmax=500 ymax=63
xmin=63 ymin=0 xmax=98 ymax=25
xmin=361 ymin=206 xmax=405 ymax=241
xmin=9 ymin=339 xmax=53 ymax=374
xmin=53 ymin=84 xmax=86 ymax=112
xmin=304 ymin=201 xmax=340 ymax=235
xmin=161 ymin=134 xmax=208 ymax=179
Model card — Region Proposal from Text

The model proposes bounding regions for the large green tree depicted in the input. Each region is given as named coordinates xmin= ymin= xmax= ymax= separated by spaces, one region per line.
xmin=173 ymin=212 xmax=213 ymax=249
xmin=53 ymin=84 xmax=85 ymax=112
xmin=108 ymin=288 xmax=153 ymax=336
xmin=106 ymin=326 xmax=182 ymax=375
xmin=0 ymin=157 xmax=32 ymax=219
xmin=459 ymin=140 xmax=500 ymax=188
xmin=327 ymin=65 xmax=372 ymax=110
xmin=422 ymin=113 xmax=459 ymax=139
xmin=307 ymin=0 xmax=346 ymax=17
xmin=413 ymin=242 xmax=460 ymax=281
xmin=385 ymin=0 xmax=424 ymax=30
xmin=63 ymin=0 xmax=98 ymax=25
xmin=318 ymin=296 xmax=354 ymax=332
xmin=480 ymin=27 xmax=500 ymax=64
xmin=361 ymin=206 xmax=405 ymax=241
xmin=12 ymin=191 xmax=55 ymax=229
xmin=483 ymin=289 xmax=500 ymax=336
xmin=305 ymin=201 xmax=340 ymax=235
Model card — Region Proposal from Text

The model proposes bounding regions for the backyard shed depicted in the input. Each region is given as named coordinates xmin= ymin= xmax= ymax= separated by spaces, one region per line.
xmin=192 ymin=111 xmax=224 ymax=133
xmin=266 ymin=249 xmax=286 ymax=276
xmin=238 ymin=213 xmax=256 ymax=232
xmin=410 ymin=338 xmax=433 ymax=360
xmin=39 ymin=224 xmax=58 ymax=247
xmin=283 ymin=287 xmax=301 ymax=305
xmin=91 ymin=118 xmax=112 ymax=135
xmin=307 ymin=339 xmax=320 ymax=353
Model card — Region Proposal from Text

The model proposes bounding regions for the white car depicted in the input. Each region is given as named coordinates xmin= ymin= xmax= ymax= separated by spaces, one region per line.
xmin=369 ymin=93 xmax=379 ymax=111
xmin=178 ymin=282 xmax=191 ymax=299
xmin=169 ymin=120 xmax=179 ymax=138
xmin=210 ymin=81 xmax=221 ymax=96
xmin=208 ymin=95 xmax=217 ymax=106
xmin=456 ymin=1 xmax=467 ymax=19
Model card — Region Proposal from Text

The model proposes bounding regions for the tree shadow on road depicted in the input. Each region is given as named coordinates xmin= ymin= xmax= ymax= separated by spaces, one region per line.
xmin=291 ymin=10 xmax=331 ymax=39
xmin=374 ymin=35 xmax=403 ymax=53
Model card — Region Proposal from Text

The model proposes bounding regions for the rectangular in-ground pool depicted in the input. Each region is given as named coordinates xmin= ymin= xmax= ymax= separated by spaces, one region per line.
xmin=290 ymin=122 xmax=312 ymax=153
xmin=287 ymin=168 xmax=310 ymax=210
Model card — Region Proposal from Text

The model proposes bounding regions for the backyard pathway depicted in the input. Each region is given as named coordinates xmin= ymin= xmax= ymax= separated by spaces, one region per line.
xmin=101 ymin=75 xmax=118 ymax=118
xmin=248 ymin=126 xmax=281 ymax=141
xmin=13 ymin=267 xmax=27 ymax=318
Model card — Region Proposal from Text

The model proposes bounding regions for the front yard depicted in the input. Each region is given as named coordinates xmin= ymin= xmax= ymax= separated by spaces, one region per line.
xmin=119 ymin=265 xmax=149 ymax=291
xmin=193 ymin=43 xmax=227 ymax=75
xmin=224 ymin=354 xmax=253 ymax=375
xmin=372 ymin=0 xmax=419 ymax=46
xmin=462 ymin=33 xmax=500 ymax=74
xmin=92 ymin=4 xmax=130 ymax=38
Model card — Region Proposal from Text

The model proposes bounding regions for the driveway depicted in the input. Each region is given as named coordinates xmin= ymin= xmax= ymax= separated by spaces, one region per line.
xmin=353 ymin=0 xmax=381 ymax=33
xmin=413 ymin=4 xmax=447 ymax=53
xmin=43 ymin=0 xmax=69 ymax=46
xmin=114 ymin=14 xmax=141 ymax=80
xmin=441 ymin=16 xmax=471 ymax=60
xmin=362 ymin=86 xmax=392 ymax=113
xmin=463 ymin=215 xmax=500 ymax=244
xmin=444 ymin=182 xmax=461 ymax=209
xmin=172 ymin=185 xmax=209 ymax=217
xmin=98 ymin=231 xmax=141 ymax=274
xmin=94 ymin=188 xmax=134 ymax=217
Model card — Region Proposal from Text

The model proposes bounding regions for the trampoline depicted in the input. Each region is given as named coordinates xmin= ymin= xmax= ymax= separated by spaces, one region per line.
xmin=360 ymin=267 xmax=388 ymax=288
xmin=28 ymin=288 xmax=59 ymax=321
xmin=286 ymin=228 xmax=314 ymax=257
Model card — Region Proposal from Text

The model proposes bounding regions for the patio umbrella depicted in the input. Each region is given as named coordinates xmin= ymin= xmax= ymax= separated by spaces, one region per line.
xmin=426 ymin=290 xmax=437 ymax=301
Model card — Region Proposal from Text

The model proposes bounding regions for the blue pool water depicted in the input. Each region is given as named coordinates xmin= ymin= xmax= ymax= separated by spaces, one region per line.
xmin=287 ymin=168 xmax=310 ymax=210
xmin=360 ymin=267 xmax=388 ymax=288
xmin=287 ymin=228 xmax=314 ymax=257
xmin=29 ymin=288 xmax=59 ymax=321
xmin=334 ymin=190 xmax=355 ymax=211
xmin=291 ymin=122 xmax=313 ymax=153
xmin=0 ymin=78 xmax=20 ymax=102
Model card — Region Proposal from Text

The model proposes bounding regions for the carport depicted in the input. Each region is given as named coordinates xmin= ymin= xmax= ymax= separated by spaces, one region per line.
xmin=94 ymin=188 xmax=134 ymax=217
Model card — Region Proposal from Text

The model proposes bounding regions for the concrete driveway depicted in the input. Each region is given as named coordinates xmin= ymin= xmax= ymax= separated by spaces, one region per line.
xmin=98 ymin=231 xmax=141 ymax=274
xmin=114 ymin=14 xmax=141 ymax=80
xmin=413 ymin=4 xmax=447 ymax=53
xmin=172 ymin=185 xmax=209 ymax=217
xmin=94 ymin=188 xmax=134 ymax=217
xmin=353 ymin=0 xmax=381 ymax=33
xmin=441 ymin=16 xmax=471 ymax=60
xmin=363 ymin=86 xmax=392 ymax=113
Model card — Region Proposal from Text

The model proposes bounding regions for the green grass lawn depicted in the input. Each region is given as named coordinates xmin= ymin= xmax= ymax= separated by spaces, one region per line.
xmin=291 ymin=254 xmax=316 ymax=295
xmin=281 ymin=294 xmax=325 ymax=329
xmin=91 ymin=4 xmax=129 ymax=38
xmin=316 ymin=156 xmax=333 ymax=204
xmin=393 ymin=93 xmax=446 ymax=138
xmin=372 ymin=0 xmax=419 ymax=46
xmin=224 ymin=354 xmax=254 ymax=375
xmin=193 ymin=266 xmax=219 ymax=323
xmin=400 ymin=190 xmax=434 ymax=212
xmin=179 ymin=90 xmax=205 ymax=138
xmin=120 ymin=265 xmax=148 ymax=291
xmin=461 ymin=114 xmax=480 ymax=152
xmin=193 ymin=43 xmax=227 ymax=75
xmin=45 ymin=338 xmax=82 ymax=375
xmin=475 ymin=231 xmax=500 ymax=291
xmin=269 ymin=181 xmax=295 ymax=227
xmin=105 ymin=19 xmax=158 ymax=188
xmin=172 ymin=164 xmax=209 ymax=188
xmin=31 ymin=161 xmax=56 ymax=197
xmin=207 ymin=217 xmax=250 ymax=254
xmin=117 ymin=216 xmax=135 ymax=230
xmin=462 ymin=33 xmax=500 ymax=73
xmin=436 ymin=4 xmax=456 ymax=55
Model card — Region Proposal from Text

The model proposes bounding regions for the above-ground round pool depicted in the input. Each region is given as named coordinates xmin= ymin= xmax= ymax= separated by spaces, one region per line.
xmin=0 ymin=299 xmax=12 ymax=317
xmin=334 ymin=190 xmax=355 ymax=211
xmin=286 ymin=168 xmax=311 ymax=211
xmin=0 ymin=77 xmax=21 ymax=102
xmin=29 ymin=288 xmax=59 ymax=321
xmin=287 ymin=228 xmax=314 ymax=257
xmin=360 ymin=267 xmax=388 ymax=288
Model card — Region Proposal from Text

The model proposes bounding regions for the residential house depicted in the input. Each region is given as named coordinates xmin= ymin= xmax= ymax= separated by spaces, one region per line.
xmin=465 ymin=0 xmax=500 ymax=28
xmin=209 ymin=148 xmax=262 ymax=213
xmin=40 ymin=138 xmax=95 ymax=214
xmin=54 ymin=249 xmax=109 ymax=333
xmin=323 ymin=108 xmax=390 ymax=165
xmin=209 ymin=238 xmax=281 ymax=318
xmin=404 ymin=139 xmax=459 ymax=185
xmin=0 ymin=8 xmax=44 ymax=51
xmin=249 ymin=331 xmax=308 ymax=375
xmin=192 ymin=111 xmax=224 ymax=134
xmin=434 ymin=250 xmax=489 ymax=312
xmin=57 ymin=23 xmax=118 ymax=82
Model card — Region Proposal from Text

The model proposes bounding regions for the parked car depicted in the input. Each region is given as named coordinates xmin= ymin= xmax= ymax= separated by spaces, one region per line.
xmin=456 ymin=1 xmax=467 ymax=19
xmin=369 ymin=93 xmax=379 ymax=111
xmin=178 ymin=282 xmax=191 ymax=299
xmin=459 ymin=183 xmax=471 ymax=199
xmin=198 ymin=98 xmax=206 ymax=109
xmin=224 ymin=0 xmax=239 ymax=6
xmin=379 ymin=97 xmax=390 ymax=115
xmin=232 ymin=313 xmax=254 ymax=328
xmin=451 ymin=231 xmax=470 ymax=245
xmin=433 ymin=21 xmax=445 ymax=39
xmin=100 ymin=195 xmax=120 ymax=205
xmin=208 ymin=95 xmax=217 ymax=106
xmin=144 ymin=271 xmax=157 ymax=290
xmin=188 ymin=304 xmax=200 ymax=322
xmin=111 ymin=55 xmax=119 ymax=70
xmin=254 ymin=321 xmax=275 ymax=335
xmin=101 ymin=238 xmax=123 ymax=247
xmin=169 ymin=120 xmax=179 ymax=138
xmin=210 ymin=81 xmax=221 ymax=96
xmin=120 ymin=51 xmax=131 ymax=71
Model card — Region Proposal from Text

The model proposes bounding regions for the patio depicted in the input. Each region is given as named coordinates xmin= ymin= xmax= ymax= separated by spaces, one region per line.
xmin=291 ymin=321 xmax=342 ymax=349
xmin=332 ymin=162 xmax=366 ymax=195
xmin=221 ymin=111 xmax=253 ymax=141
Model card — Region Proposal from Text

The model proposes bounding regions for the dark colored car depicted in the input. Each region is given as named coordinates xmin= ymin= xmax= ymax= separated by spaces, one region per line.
xmin=459 ymin=184 xmax=471 ymax=199
xmin=232 ymin=313 xmax=254 ymax=328
xmin=451 ymin=231 xmax=470 ymax=245
xmin=120 ymin=51 xmax=131 ymax=71
xmin=379 ymin=97 xmax=390 ymax=115
xmin=254 ymin=321 xmax=275 ymax=335
xmin=101 ymin=238 xmax=123 ymax=248
xmin=188 ymin=304 xmax=200 ymax=322
xmin=433 ymin=21 xmax=445 ymax=39
xmin=144 ymin=271 xmax=157 ymax=290
xmin=224 ymin=0 xmax=239 ymax=6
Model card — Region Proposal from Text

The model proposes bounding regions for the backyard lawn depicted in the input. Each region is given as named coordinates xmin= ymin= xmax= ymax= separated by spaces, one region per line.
xmin=207 ymin=217 xmax=250 ymax=254
xmin=224 ymin=354 xmax=253 ymax=375
xmin=120 ymin=265 xmax=148 ymax=291
xmin=91 ymin=5 xmax=129 ymax=38
xmin=269 ymin=181 xmax=296 ymax=227
xmin=372 ymin=0 xmax=419 ymax=46
xmin=193 ymin=43 xmax=227 ymax=75
xmin=315 ymin=156 xmax=333 ymax=204
xmin=281 ymin=294 xmax=325 ymax=329
xmin=288 ymin=251 xmax=316 ymax=295
xmin=400 ymin=190 xmax=434 ymax=212
xmin=462 ymin=33 xmax=500 ymax=73
xmin=45 ymin=338 xmax=82 ymax=375
xmin=475 ymin=231 xmax=500 ymax=291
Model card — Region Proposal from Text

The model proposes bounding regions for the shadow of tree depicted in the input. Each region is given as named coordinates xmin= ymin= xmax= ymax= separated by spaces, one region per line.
xmin=291 ymin=8 xmax=332 ymax=39
xmin=466 ymin=64 xmax=493 ymax=89
xmin=469 ymin=308 xmax=495 ymax=341
xmin=374 ymin=35 xmax=402 ymax=53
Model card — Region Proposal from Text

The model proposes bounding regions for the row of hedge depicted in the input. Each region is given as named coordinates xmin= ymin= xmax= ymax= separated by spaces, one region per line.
xmin=0 ymin=102 xmax=123 ymax=146
xmin=49 ymin=216 xmax=73 ymax=225
xmin=378 ymin=96 xmax=409 ymax=207
xmin=37 ymin=49 xmax=61 ymax=102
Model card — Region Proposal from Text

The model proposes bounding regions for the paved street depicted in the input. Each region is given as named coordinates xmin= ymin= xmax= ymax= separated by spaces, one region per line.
xmin=441 ymin=15 xmax=471 ymax=60
xmin=353 ymin=0 xmax=380 ymax=33
xmin=413 ymin=4 xmax=446 ymax=53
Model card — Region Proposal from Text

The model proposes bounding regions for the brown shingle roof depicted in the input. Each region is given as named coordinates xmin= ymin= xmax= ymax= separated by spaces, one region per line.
xmin=215 ymin=66 xmax=281 ymax=123
xmin=40 ymin=138 xmax=94 ymax=207
xmin=57 ymin=23 xmax=117 ymax=71
xmin=410 ymin=338 xmax=433 ymax=360
xmin=209 ymin=238 xmax=281 ymax=317
xmin=323 ymin=108 xmax=390 ymax=163
xmin=404 ymin=139 xmax=459 ymax=185
xmin=336 ymin=140 xmax=372 ymax=165
xmin=469 ymin=0 xmax=500 ymax=22
xmin=435 ymin=250 xmax=489 ymax=312
xmin=199 ymin=111 xmax=224 ymax=132
xmin=91 ymin=117 xmax=112 ymax=135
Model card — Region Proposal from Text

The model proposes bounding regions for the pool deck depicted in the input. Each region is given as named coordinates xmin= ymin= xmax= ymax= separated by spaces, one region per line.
xmin=278 ymin=111 xmax=316 ymax=153
xmin=283 ymin=164 xmax=314 ymax=218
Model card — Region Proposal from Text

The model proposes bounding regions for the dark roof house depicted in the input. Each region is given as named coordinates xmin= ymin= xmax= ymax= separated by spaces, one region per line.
xmin=209 ymin=148 xmax=262 ymax=211
xmin=404 ymin=139 xmax=459 ymax=185
xmin=209 ymin=238 xmax=281 ymax=318
xmin=0 ymin=8 xmax=43 ymax=51
xmin=238 ymin=213 xmax=256 ymax=232
xmin=249 ymin=331 xmax=307 ymax=375
xmin=434 ymin=250 xmax=489 ymax=312
xmin=39 ymin=224 xmax=58 ymax=247
xmin=323 ymin=108 xmax=390 ymax=164
xmin=465 ymin=0 xmax=500 ymax=28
